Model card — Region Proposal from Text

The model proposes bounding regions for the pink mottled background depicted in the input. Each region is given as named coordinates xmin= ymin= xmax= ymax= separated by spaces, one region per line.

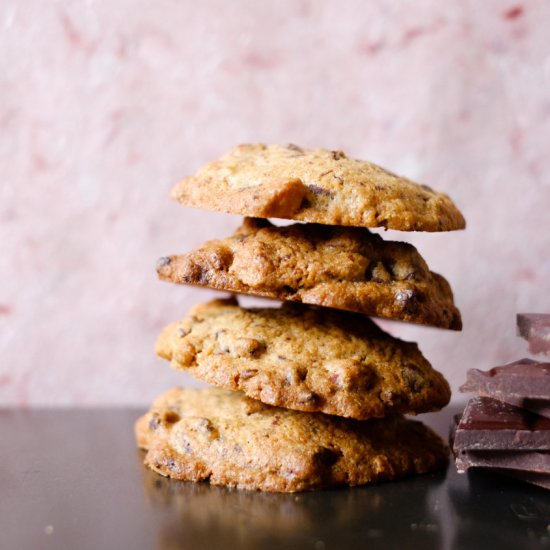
xmin=1 ymin=1 xmax=549 ymax=406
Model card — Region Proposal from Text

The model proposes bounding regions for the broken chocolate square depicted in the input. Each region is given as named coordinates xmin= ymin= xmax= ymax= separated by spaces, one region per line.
xmin=452 ymin=397 xmax=550 ymax=451
xmin=454 ymin=447 xmax=550 ymax=475
xmin=450 ymin=412 xmax=550 ymax=489
xmin=460 ymin=359 xmax=550 ymax=418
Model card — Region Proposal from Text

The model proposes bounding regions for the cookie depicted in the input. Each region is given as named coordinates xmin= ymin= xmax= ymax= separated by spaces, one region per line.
xmin=156 ymin=298 xmax=451 ymax=419
xmin=171 ymin=143 xmax=465 ymax=232
xmin=157 ymin=218 xmax=462 ymax=330
xmin=135 ymin=387 xmax=448 ymax=493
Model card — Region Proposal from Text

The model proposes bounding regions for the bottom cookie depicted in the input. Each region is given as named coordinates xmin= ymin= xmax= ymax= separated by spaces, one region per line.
xmin=136 ymin=387 xmax=448 ymax=493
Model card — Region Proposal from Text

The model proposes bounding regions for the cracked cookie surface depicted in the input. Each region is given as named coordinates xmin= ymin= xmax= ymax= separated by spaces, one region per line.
xmin=171 ymin=143 xmax=465 ymax=232
xmin=135 ymin=387 xmax=448 ymax=493
xmin=157 ymin=298 xmax=451 ymax=419
xmin=157 ymin=218 xmax=462 ymax=330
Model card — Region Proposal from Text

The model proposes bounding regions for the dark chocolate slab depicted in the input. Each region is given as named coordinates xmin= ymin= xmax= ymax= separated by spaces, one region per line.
xmin=517 ymin=313 xmax=550 ymax=356
xmin=460 ymin=358 xmax=550 ymax=399
xmin=460 ymin=359 xmax=550 ymax=417
xmin=453 ymin=397 xmax=550 ymax=451
xmin=450 ymin=414 xmax=550 ymax=490
xmin=454 ymin=449 xmax=550 ymax=474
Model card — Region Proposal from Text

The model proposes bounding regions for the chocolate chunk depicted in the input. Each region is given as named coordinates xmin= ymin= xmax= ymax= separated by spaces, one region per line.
xmin=331 ymin=150 xmax=347 ymax=160
xmin=460 ymin=358 xmax=550 ymax=417
xmin=452 ymin=397 xmax=550 ymax=451
xmin=455 ymin=449 xmax=550 ymax=474
xmin=460 ymin=358 xmax=550 ymax=399
xmin=402 ymin=364 xmax=426 ymax=394
xmin=313 ymin=447 xmax=342 ymax=467
xmin=307 ymin=184 xmax=334 ymax=197
xmin=517 ymin=313 xmax=550 ymax=355
xmin=286 ymin=143 xmax=304 ymax=154
xmin=451 ymin=413 xmax=550 ymax=490
xmin=451 ymin=416 xmax=550 ymax=473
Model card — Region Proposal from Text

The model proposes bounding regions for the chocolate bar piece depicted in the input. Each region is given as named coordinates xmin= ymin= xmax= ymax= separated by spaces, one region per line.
xmin=452 ymin=397 xmax=550 ymax=451
xmin=517 ymin=313 xmax=550 ymax=356
xmin=454 ymin=448 xmax=550 ymax=474
xmin=451 ymin=411 xmax=550 ymax=490
xmin=460 ymin=359 xmax=550 ymax=418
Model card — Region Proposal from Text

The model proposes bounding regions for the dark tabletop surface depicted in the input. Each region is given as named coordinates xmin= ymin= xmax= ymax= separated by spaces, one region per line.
xmin=1 ymin=404 xmax=549 ymax=550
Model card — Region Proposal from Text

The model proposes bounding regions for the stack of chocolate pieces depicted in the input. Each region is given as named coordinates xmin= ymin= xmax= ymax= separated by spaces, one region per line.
xmin=453 ymin=314 xmax=550 ymax=489
xmin=136 ymin=144 xmax=466 ymax=492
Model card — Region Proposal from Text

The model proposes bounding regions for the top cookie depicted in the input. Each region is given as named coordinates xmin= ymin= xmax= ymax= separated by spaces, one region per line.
xmin=171 ymin=144 xmax=465 ymax=232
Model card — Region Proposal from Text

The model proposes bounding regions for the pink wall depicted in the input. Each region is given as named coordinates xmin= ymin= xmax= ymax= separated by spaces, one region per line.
xmin=1 ymin=0 xmax=549 ymax=406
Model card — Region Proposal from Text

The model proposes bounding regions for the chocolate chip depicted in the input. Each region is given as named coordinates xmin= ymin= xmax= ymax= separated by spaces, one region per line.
xmin=286 ymin=143 xmax=304 ymax=154
xmin=296 ymin=367 xmax=307 ymax=382
xmin=402 ymin=364 xmax=425 ymax=394
xmin=300 ymin=197 xmax=312 ymax=209
xmin=240 ymin=369 xmax=259 ymax=380
xmin=307 ymin=184 xmax=334 ymax=197
xmin=163 ymin=411 xmax=180 ymax=424
xmin=314 ymin=447 xmax=342 ymax=466
xmin=355 ymin=366 xmax=378 ymax=392
xmin=331 ymin=150 xmax=346 ymax=160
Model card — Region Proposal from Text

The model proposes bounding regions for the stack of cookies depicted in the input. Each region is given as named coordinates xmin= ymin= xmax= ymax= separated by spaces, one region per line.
xmin=453 ymin=314 xmax=550 ymax=489
xmin=136 ymin=144 xmax=466 ymax=493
